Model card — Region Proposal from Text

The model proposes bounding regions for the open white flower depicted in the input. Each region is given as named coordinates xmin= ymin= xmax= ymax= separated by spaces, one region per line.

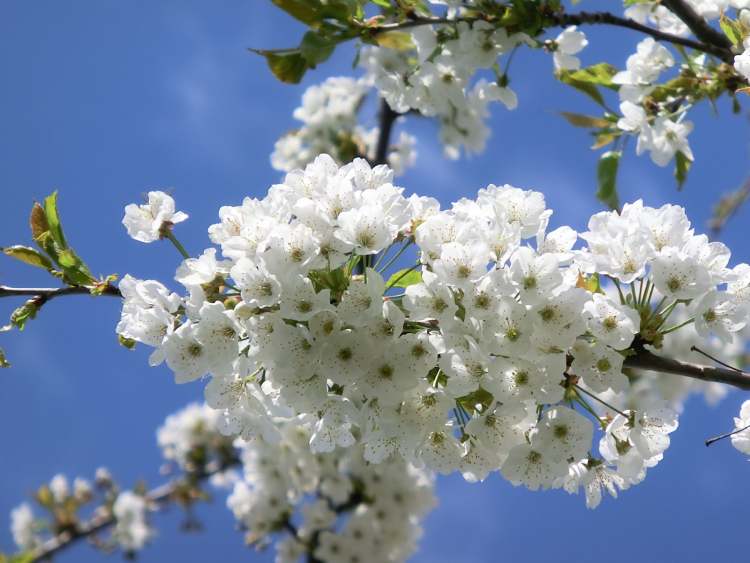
xmin=122 ymin=191 xmax=187 ymax=243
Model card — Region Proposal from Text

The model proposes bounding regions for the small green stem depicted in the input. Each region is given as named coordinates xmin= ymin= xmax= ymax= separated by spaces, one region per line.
xmin=164 ymin=230 xmax=190 ymax=259
xmin=574 ymin=384 xmax=628 ymax=418
xmin=611 ymin=278 xmax=626 ymax=305
xmin=385 ymin=263 xmax=420 ymax=291
xmin=377 ymin=239 xmax=414 ymax=275
xmin=660 ymin=318 xmax=695 ymax=335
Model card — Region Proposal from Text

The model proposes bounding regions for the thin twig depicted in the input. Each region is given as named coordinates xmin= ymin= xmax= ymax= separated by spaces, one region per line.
xmin=690 ymin=345 xmax=744 ymax=373
xmin=0 ymin=284 xmax=121 ymax=300
xmin=27 ymin=458 xmax=238 ymax=562
xmin=624 ymin=348 xmax=750 ymax=391
xmin=705 ymin=423 xmax=750 ymax=447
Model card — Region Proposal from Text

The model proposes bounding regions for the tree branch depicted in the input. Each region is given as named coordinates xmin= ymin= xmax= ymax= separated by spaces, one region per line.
xmin=0 ymin=284 xmax=121 ymax=301
xmin=27 ymin=459 xmax=237 ymax=562
xmin=661 ymin=0 xmax=733 ymax=52
xmin=373 ymin=98 xmax=400 ymax=166
xmin=552 ymin=11 xmax=732 ymax=62
xmin=375 ymin=10 xmax=733 ymax=61
xmin=624 ymin=348 xmax=750 ymax=391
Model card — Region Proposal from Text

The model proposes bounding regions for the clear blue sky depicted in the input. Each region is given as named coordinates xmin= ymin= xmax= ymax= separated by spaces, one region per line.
xmin=1 ymin=2 xmax=749 ymax=562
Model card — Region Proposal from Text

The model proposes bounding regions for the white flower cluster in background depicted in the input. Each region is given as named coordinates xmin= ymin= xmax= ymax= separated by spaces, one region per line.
xmin=730 ymin=399 xmax=750 ymax=455
xmin=360 ymin=21 xmax=524 ymax=158
xmin=8 ymin=470 xmax=155 ymax=555
xmin=117 ymin=159 xmax=750 ymax=508
xmin=271 ymin=76 xmax=416 ymax=175
xmin=112 ymin=491 xmax=152 ymax=552
xmin=228 ymin=418 xmax=436 ymax=563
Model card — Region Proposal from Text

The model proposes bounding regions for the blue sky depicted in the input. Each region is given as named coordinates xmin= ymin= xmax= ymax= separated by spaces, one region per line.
xmin=1 ymin=2 xmax=749 ymax=562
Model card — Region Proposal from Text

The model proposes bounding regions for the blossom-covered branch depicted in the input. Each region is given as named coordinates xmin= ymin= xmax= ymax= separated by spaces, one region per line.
xmin=7 ymin=404 xmax=437 ymax=562
xmin=376 ymin=11 xmax=732 ymax=60
xmin=25 ymin=459 xmax=235 ymax=563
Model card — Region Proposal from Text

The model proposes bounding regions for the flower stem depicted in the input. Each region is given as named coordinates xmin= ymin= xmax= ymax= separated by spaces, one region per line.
xmin=164 ymin=230 xmax=190 ymax=259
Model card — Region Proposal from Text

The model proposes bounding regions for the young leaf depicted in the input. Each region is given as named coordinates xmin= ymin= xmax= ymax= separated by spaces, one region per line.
xmin=559 ymin=112 xmax=610 ymax=128
xmin=2 ymin=245 xmax=54 ymax=271
xmin=375 ymin=31 xmax=414 ymax=50
xmin=387 ymin=268 xmax=422 ymax=288
xmin=720 ymin=14 xmax=744 ymax=47
xmin=559 ymin=73 xmax=605 ymax=107
xmin=300 ymin=31 xmax=337 ymax=66
xmin=596 ymin=150 xmax=621 ymax=210
xmin=675 ymin=151 xmax=692 ymax=189
xmin=255 ymin=50 xmax=309 ymax=84
xmin=271 ymin=0 xmax=323 ymax=26
xmin=43 ymin=191 xmax=68 ymax=249
xmin=10 ymin=299 xmax=40 ymax=331
xmin=29 ymin=202 xmax=49 ymax=240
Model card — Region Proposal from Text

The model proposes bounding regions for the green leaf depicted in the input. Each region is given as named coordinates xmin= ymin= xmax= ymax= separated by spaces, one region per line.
xmin=559 ymin=63 xmax=618 ymax=108
xmin=57 ymin=248 xmax=96 ymax=286
xmin=374 ymin=31 xmax=414 ymax=50
xmin=118 ymin=334 xmax=137 ymax=350
xmin=387 ymin=268 xmax=422 ymax=288
xmin=10 ymin=299 xmax=40 ymax=331
xmin=2 ymin=246 xmax=54 ymax=271
xmin=43 ymin=191 xmax=68 ymax=249
xmin=576 ymin=272 xmax=604 ymax=294
xmin=271 ymin=0 xmax=323 ymax=25
xmin=596 ymin=150 xmax=621 ymax=210
xmin=559 ymin=112 xmax=610 ymax=128
xmin=675 ymin=151 xmax=692 ymax=189
xmin=300 ymin=31 xmax=337 ymax=65
xmin=559 ymin=74 xmax=605 ymax=107
xmin=29 ymin=202 xmax=49 ymax=241
xmin=370 ymin=0 xmax=391 ymax=7
xmin=720 ymin=14 xmax=744 ymax=47
xmin=0 ymin=347 xmax=9 ymax=368
xmin=566 ymin=63 xmax=618 ymax=88
xmin=253 ymin=49 xmax=309 ymax=84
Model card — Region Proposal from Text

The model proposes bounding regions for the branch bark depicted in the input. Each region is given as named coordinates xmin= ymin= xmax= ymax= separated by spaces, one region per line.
xmin=661 ymin=0 xmax=733 ymax=52
xmin=373 ymin=98 xmax=400 ymax=166
xmin=0 ymin=284 xmax=121 ymax=301
xmin=625 ymin=348 xmax=750 ymax=391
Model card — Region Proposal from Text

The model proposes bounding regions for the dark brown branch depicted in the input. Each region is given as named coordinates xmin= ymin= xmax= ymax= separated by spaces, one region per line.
xmin=625 ymin=348 xmax=750 ymax=391
xmin=552 ymin=11 xmax=733 ymax=62
xmin=0 ymin=284 xmax=121 ymax=301
xmin=27 ymin=459 xmax=236 ymax=562
xmin=373 ymin=98 xmax=400 ymax=166
xmin=375 ymin=10 xmax=732 ymax=61
xmin=661 ymin=0 xmax=733 ymax=52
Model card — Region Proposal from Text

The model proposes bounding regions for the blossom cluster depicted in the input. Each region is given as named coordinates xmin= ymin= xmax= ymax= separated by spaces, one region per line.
xmin=116 ymin=154 xmax=750 ymax=509
xmin=271 ymin=76 xmax=416 ymax=175
xmin=360 ymin=20 xmax=523 ymax=157
xmin=228 ymin=418 xmax=436 ymax=563
xmin=731 ymin=399 xmax=750 ymax=455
